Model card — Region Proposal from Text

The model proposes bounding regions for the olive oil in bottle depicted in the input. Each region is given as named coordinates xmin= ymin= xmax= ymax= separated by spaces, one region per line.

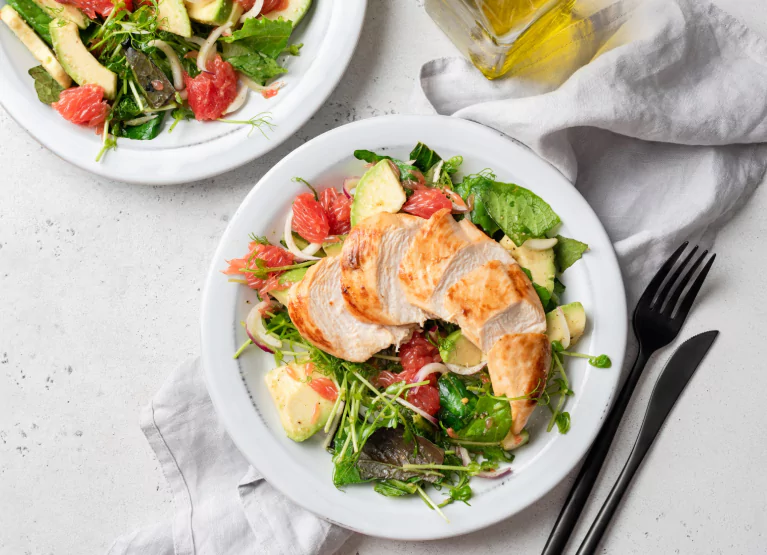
xmin=426 ymin=0 xmax=592 ymax=80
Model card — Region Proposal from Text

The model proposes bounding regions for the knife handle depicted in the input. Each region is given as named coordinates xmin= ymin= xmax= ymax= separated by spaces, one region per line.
xmin=575 ymin=429 xmax=655 ymax=555
xmin=541 ymin=349 xmax=651 ymax=555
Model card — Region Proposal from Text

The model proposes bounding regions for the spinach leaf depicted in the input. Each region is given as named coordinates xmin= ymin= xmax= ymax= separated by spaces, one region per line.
xmin=222 ymin=45 xmax=287 ymax=85
xmin=116 ymin=113 xmax=165 ymax=141
xmin=520 ymin=267 xmax=552 ymax=308
xmin=554 ymin=235 xmax=589 ymax=272
xmin=374 ymin=479 xmax=418 ymax=497
xmin=409 ymin=142 xmax=441 ymax=172
xmin=454 ymin=396 xmax=512 ymax=443
xmin=353 ymin=150 xmax=421 ymax=183
xmin=28 ymin=66 xmax=63 ymax=104
xmin=553 ymin=277 xmax=566 ymax=297
xmin=437 ymin=374 xmax=477 ymax=431
xmin=8 ymin=0 xmax=52 ymax=45
xmin=221 ymin=16 xmax=293 ymax=57
xmin=112 ymin=95 xmax=142 ymax=121
xmin=455 ymin=172 xmax=500 ymax=236
xmin=481 ymin=182 xmax=561 ymax=246
xmin=333 ymin=458 xmax=366 ymax=487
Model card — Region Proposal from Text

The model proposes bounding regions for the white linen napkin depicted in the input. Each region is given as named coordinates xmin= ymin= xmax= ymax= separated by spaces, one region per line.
xmin=108 ymin=1 xmax=767 ymax=553
xmin=412 ymin=0 xmax=767 ymax=303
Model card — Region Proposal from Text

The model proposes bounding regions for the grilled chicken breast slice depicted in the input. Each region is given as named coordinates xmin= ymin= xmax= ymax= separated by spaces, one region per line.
xmin=487 ymin=333 xmax=552 ymax=435
xmin=398 ymin=209 xmax=487 ymax=315
xmin=288 ymin=256 xmax=412 ymax=362
xmin=443 ymin=260 xmax=546 ymax=352
xmin=340 ymin=213 xmax=430 ymax=326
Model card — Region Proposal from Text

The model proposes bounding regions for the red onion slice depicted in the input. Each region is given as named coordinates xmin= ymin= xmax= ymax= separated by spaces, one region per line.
xmin=456 ymin=445 xmax=471 ymax=466
xmin=413 ymin=362 xmax=448 ymax=383
xmin=445 ymin=361 xmax=487 ymax=375
xmin=477 ymin=467 xmax=513 ymax=479
xmin=284 ymin=210 xmax=322 ymax=261
xmin=246 ymin=302 xmax=282 ymax=350
xmin=343 ymin=177 xmax=359 ymax=198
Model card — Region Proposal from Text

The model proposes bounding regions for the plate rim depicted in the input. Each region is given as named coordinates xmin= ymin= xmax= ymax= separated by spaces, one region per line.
xmin=0 ymin=0 xmax=367 ymax=185
xmin=200 ymin=114 xmax=628 ymax=540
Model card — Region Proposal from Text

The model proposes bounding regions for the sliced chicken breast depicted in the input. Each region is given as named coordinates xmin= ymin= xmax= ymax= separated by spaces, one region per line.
xmin=340 ymin=213 xmax=430 ymax=326
xmin=487 ymin=333 xmax=552 ymax=435
xmin=289 ymin=256 xmax=412 ymax=362
xmin=443 ymin=260 xmax=546 ymax=352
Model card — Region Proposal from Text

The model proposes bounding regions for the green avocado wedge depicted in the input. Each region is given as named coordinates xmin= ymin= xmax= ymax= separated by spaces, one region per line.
xmin=261 ymin=0 xmax=311 ymax=24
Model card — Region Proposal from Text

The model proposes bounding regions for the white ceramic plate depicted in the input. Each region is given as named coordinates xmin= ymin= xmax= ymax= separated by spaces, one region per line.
xmin=0 ymin=0 xmax=365 ymax=185
xmin=201 ymin=115 xmax=627 ymax=540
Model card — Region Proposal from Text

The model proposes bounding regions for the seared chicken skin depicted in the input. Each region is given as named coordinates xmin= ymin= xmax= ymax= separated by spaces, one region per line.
xmin=288 ymin=256 xmax=412 ymax=362
xmin=291 ymin=207 xmax=551 ymax=433
xmin=340 ymin=213 xmax=430 ymax=326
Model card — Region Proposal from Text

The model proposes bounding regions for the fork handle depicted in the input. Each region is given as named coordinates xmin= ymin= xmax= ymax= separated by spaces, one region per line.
xmin=541 ymin=349 xmax=651 ymax=555
xmin=575 ymin=431 xmax=652 ymax=555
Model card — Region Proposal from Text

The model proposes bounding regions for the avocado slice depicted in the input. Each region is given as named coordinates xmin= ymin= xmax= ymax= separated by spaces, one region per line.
xmin=350 ymin=160 xmax=406 ymax=227
xmin=50 ymin=19 xmax=116 ymax=99
xmin=185 ymin=0 xmax=241 ymax=26
xmin=6 ymin=0 xmax=52 ymax=45
xmin=270 ymin=266 xmax=308 ymax=306
xmin=545 ymin=302 xmax=586 ymax=347
xmin=321 ymin=235 xmax=346 ymax=257
xmin=30 ymin=0 xmax=88 ymax=29
xmin=265 ymin=363 xmax=334 ymax=442
xmin=440 ymin=330 xmax=483 ymax=367
xmin=1 ymin=6 xmax=71 ymax=88
xmin=501 ymin=429 xmax=529 ymax=451
xmin=262 ymin=0 xmax=311 ymax=24
xmin=156 ymin=0 xmax=192 ymax=37
xmin=500 ymin=236 xmax=556 ymax=295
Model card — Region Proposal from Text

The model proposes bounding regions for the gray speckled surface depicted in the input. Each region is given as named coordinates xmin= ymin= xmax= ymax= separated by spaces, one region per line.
xmin=1 ymin=1 xmax=766 ymax=554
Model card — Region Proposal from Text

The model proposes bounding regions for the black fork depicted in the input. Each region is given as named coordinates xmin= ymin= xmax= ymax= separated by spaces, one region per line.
xmin=542 ymin=242 xmax=716 ymax=555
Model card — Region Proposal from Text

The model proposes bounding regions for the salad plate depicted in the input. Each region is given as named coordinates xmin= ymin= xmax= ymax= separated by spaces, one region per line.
xmin=201 ymin=115 xmax=627 ymax=540
xmin=0 ymin=0 xmax=365 ymax=185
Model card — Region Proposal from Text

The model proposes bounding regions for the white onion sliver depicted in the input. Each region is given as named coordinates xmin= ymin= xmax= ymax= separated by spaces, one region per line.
xmin=124 ymin=115 xmax=157 ymax=126
xmin=302 ymin=243 xmax=322 ymax=256
xmin=392 ymin=395 xmax=437 ymax=426
xmin=322 ymin=400 xmax=345 ymax=450
xmin=414 ymin=362 xmax=448 ymax=384
xmin=239 ymin=0 xmax=264 ymax=22
xmin=554 ymin=306 xmax=571 ymax=349
xmin=246 ymin=302 xmax=282 ymax=349
xmin=197 ymin=23 xmax=231 ymax=73
xmin=523 ymin=237 xmax=558 ymax=251
xmin=284 ymin=211 xmax=322 ymax=261
xmin=477 ymin=467 xmax=513 ymax=479
xmin=146 ymin=40 xmax=184 ymax=90
xmin=451 ymin=201 xmax=470 ymax=213
xmin=186 ymin=36 xmax=205 ymax=46
xmin=445 ymin=361 xmax=487 ymax=375
xmin=239 ymin=73 xmax=265 ymax=92
xmin=224 ymin=83 xmax=249 ymax=115
xmin=432 ymin=160 xmax=444 ymax=184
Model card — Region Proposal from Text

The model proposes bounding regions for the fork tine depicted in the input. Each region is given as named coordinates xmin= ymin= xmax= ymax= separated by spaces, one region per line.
xmin=661 ymin=249 xmax=708 ymax=316
xmin=637 ymin=242 xmax=689 ymax=307
xmin=656 ymin=245 xmax=698 ymax=310
xmin=672 ymin=253 xmax=716 ymax=322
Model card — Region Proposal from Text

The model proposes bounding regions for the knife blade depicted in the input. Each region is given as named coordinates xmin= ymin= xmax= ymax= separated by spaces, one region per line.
xmin=636 ymin=330 xmax=719 ymax=445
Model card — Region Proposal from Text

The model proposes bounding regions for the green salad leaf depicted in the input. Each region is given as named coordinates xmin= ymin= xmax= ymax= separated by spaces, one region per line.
xmin=353 ymin=150 xmax=421 ymax=183
xmin=374 ymin=479 xmax=419 ymax=497
xmin=222 ymin=45 xmax=288 ymax=85
xmin=455 ymin=172 xmax=500 ymax=236
xmin=221 ymin=17 xmax=293 ymax=57
xmin=409 ymin=142 xmax=441 ymax=173
xmin=554 ymin=235 xmax=589 ymax=272
xmin=116 ymin=113 xmax=165 ymax=141
xmin=454 ymin=396 xmax=512 ymax=443
xmin=481 ymin=182 xmax=561 ymax=246
xmin=437 ymin=374 xmax=478 ymax=432
xmin=28 ymin=66 xmax=63 ymax=105
xmin=112 ymin=95 xmax=142 ymax=121
xmin=8 ymin=0 xmax=52 ymax=45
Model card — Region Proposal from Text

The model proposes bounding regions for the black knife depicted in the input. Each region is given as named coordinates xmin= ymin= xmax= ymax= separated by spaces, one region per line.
xmin=576 ymin=330 xmax=719 ymax=555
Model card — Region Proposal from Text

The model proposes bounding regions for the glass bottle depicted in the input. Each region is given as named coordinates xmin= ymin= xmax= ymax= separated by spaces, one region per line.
xmin=426 ymin=0 xmax=593 ymax=80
